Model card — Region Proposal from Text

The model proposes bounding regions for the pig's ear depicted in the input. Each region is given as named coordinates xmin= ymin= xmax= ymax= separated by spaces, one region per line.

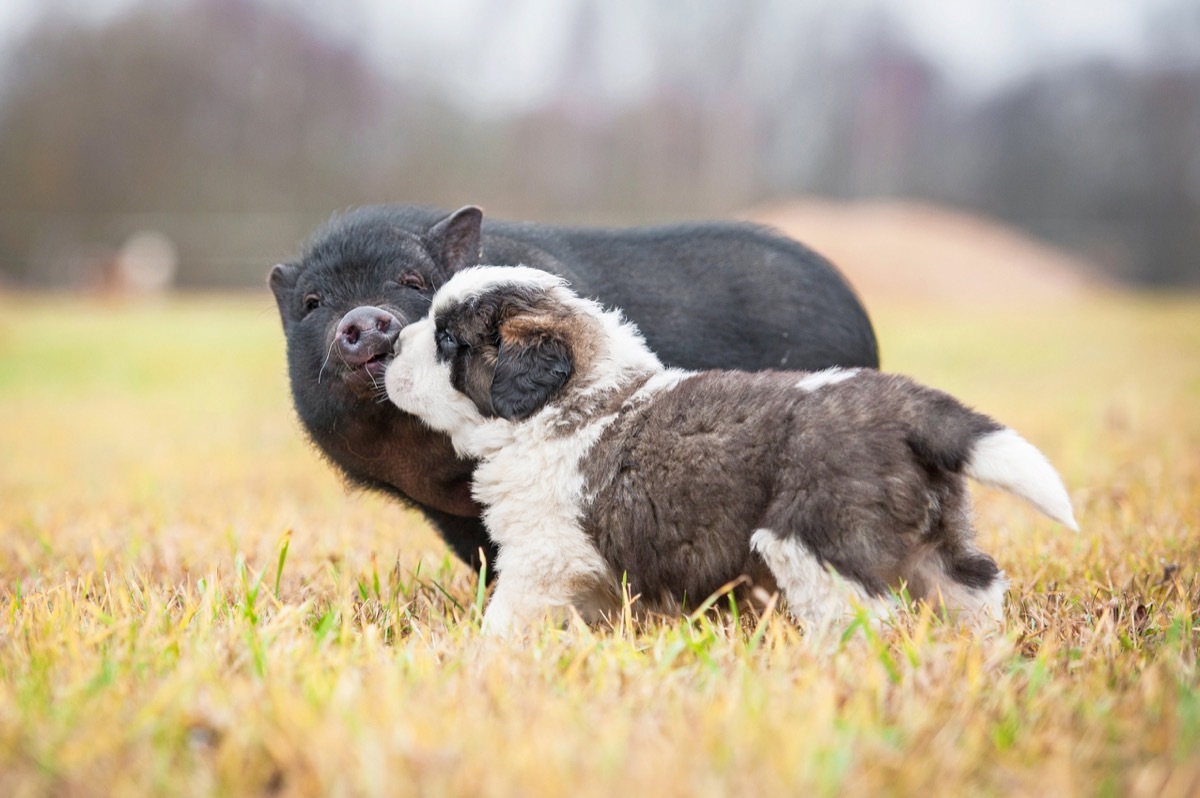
xmin=268 ymin=262 xmax=298 ymax=296
xmin=427 ymin=206 xmax=483 ymax=274
xmin=268 ymin=264 xmax=300 ymax=324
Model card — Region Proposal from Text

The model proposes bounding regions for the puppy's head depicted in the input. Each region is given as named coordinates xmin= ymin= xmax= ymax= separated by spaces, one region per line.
xmin=385 ymin=266 xmax=587 ymax=440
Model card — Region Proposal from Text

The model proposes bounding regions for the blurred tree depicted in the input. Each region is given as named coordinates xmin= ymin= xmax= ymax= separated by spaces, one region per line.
xmin=0 ymin=0 xmax=392 ymax=285
xmin=0 ymin=0 xmax=1196 ymax=287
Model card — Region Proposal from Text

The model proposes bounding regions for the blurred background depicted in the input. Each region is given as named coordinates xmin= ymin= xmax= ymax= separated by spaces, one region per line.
xmin=0 ymin=0 xmax=1197 ymax=297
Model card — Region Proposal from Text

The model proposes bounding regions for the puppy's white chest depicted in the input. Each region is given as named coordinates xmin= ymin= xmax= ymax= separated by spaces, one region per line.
xmin=473 ymin=415 xmax=612 ymax=546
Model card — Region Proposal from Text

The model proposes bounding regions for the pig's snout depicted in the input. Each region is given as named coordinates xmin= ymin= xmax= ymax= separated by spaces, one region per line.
xmin=336 ymin=306 xmax=401 ymax=366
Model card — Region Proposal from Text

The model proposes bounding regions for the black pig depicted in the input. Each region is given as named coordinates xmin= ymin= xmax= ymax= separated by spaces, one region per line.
xmin=269 ymin=205 xmax=879 ymax=572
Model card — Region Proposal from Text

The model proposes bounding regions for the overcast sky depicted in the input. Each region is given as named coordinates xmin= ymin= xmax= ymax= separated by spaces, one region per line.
xmin=2 ymin=0 xmax=1196 ymax=112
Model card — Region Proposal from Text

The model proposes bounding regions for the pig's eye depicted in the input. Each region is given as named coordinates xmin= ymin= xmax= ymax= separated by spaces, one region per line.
xmin=302 ymin=293 xmax=321 ymax=314
xmin=399 ymin=271 xmax=427 ymax=291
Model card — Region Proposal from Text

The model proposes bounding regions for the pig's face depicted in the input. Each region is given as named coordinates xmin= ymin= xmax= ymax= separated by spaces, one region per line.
xmin=270 ymin=206 xmax=483 ymax=417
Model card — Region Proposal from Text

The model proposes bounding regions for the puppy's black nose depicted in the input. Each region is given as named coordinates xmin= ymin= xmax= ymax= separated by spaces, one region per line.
xmin=336 ymin=306 xmax=401 ymax=366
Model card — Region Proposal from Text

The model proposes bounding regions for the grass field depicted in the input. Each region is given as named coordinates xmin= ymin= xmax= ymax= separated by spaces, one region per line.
xmin=1 ymin=290 xmax=1198 ymax=797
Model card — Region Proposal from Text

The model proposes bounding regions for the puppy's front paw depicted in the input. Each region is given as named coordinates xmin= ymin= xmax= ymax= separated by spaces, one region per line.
xmin=481 ymin=602 xmax=514 ymax=638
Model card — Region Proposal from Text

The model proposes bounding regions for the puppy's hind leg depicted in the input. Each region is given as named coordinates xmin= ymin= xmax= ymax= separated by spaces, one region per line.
xmin=906 ymin=544 xmax=1009 ymax=630
xmin=923 ymin=560 xmax=1009 ymax=630
xmin=908 ymin=481 xmax=1010 ymax=630
xmin=749 ymin=529 xmax=888 ymax=635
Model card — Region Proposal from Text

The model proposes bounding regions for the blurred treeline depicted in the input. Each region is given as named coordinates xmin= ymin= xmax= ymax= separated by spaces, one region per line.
xmin=0 ymin=0 xmax=1197 ymax=288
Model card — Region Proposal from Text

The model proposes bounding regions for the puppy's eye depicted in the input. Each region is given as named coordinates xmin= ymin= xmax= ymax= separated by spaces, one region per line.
xmin=302 ymin=293 xmax=321 ymax=314
xmin=399 ymin=271 xmax=427 ymax=291
xmin=435 ymin=329 xmax=460 ymax=357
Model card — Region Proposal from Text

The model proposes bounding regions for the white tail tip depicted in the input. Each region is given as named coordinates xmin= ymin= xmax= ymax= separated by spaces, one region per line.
xmin=966 ymin=429 xmax=1079 ymax=531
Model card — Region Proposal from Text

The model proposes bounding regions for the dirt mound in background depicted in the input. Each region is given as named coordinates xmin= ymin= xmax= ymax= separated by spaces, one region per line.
xmin=744 ymin=199 xmax=1105 ymax=304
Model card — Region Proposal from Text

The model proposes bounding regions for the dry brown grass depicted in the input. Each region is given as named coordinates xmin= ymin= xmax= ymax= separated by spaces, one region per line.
xmin=1 ymin=290 xmax=1198 ymax=797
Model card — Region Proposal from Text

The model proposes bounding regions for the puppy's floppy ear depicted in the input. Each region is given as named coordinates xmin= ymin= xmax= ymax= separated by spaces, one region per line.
xmin=490 ymin=320 xmax=573 ymax=422
xmin=427 ymin=206 xmax=483 ymax=274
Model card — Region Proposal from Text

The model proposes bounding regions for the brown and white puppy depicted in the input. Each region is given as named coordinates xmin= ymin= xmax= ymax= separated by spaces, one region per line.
xmin=385 ymin=266 xmax=1078 ymax=636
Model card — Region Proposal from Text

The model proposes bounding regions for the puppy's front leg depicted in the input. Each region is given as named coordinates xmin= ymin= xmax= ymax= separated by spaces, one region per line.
xmin=481 ymin=565 xmax=609 ymax=638
xmin=480 ymin=516 xmax=614 ymax=637
xmin=480 ymin=577 xmax=522 ymax=638
xmin=480 ymin=573 xmax=565 ymax=638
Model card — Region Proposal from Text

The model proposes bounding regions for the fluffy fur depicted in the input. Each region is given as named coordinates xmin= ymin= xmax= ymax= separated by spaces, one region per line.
xmin=386 ymin=266 xmax=1078 ymax=636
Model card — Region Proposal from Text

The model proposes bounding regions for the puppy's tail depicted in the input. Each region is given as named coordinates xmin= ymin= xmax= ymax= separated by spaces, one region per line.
xmin=963 ymin=428 xmax=1078 ymax=530
xmin=903 ymin=386 xmax=1077 ymax=530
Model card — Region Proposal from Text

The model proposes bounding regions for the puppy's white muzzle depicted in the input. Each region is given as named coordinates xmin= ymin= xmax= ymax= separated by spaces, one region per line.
xmin=384 ymin=317 xmax=488 ymax=447
xmin=384 ymin=320 xmax=428 ymax=417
